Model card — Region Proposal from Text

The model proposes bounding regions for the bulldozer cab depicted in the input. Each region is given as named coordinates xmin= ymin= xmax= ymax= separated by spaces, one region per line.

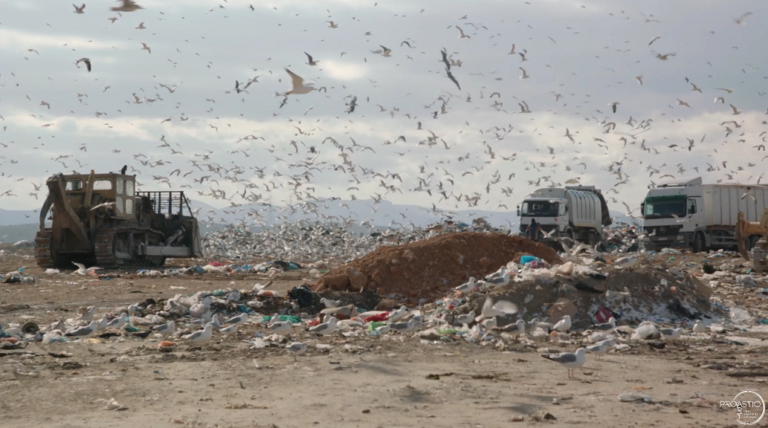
xmin=60 ymin=173 xmax=136 ymax=219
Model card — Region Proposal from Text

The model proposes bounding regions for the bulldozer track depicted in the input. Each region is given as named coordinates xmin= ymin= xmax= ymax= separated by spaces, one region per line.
xmin=95 ymin=226 xmax=166 ymax=269
xmin=34 ymin=229 xmax=55 ymax=269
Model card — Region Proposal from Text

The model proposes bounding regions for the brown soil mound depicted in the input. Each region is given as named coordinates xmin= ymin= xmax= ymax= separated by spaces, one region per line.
xmin=313 ymin=232 xmax=562 ymax=304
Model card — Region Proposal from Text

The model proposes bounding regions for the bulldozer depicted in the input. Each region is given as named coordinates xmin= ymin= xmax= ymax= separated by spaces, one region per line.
xmin=736 ymin=209 xmax=768 ymax=275
xmin=34 ymin=170 xmax=203 ymax=269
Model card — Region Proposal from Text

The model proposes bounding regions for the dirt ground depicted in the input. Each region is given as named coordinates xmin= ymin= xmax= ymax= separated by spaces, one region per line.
xmin=1 ymin=253 xmax=767 ymax=427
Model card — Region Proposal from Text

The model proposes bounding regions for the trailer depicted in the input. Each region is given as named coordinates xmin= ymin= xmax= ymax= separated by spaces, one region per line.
xmin=641 ymin=177 xmax=768 ymax=252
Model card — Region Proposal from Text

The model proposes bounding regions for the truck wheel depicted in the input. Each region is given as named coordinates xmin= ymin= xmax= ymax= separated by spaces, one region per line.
xmin=692 ymin=232 xmax=704 ymax=253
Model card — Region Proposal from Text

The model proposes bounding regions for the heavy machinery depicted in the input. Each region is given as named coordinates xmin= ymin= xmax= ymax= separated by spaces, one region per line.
xmin=34 ymin=171 xmax=203 ymax=269
xmin=736 ymin=209 xmax=768 ymax=275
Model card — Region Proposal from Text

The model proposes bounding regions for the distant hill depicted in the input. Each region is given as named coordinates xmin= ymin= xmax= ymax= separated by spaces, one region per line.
xmin=0 ymin=208 xmax=39 ymax=226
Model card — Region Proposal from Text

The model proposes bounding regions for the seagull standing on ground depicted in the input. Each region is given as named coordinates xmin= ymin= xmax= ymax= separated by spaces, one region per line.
xmin=286 ymin=342 xmax=307 ymax=360
xmin=183 ymin=324 xmax=213 ymax=345
xmin=542 ymin=348 xmax=586 ymax=378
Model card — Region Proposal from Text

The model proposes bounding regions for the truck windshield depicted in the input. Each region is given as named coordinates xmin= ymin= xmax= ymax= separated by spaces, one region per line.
xmin=643 ymin=196 xmax=686 ymax=219
xmin=521 ymin=201 xmax=559 ymax=217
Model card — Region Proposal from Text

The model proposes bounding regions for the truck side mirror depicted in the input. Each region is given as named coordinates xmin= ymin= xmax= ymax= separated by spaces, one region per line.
xmin=516 ymin=206 xmax=520 ymax=216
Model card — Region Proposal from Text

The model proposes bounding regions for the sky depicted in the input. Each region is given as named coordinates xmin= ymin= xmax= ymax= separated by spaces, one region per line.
xmin=0 ymin=0 xmax=766 ymax=222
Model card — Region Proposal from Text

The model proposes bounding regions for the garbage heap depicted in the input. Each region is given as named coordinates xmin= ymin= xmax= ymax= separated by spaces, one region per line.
xmin=313 ymin=232 xmax=562 ymax=304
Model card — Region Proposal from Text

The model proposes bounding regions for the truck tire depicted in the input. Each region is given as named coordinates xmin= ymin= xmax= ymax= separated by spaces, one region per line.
xmin=587 ymin=231 xmax=597 ymax=247
xmin=692 ymin=232 xmax=705 ymax=253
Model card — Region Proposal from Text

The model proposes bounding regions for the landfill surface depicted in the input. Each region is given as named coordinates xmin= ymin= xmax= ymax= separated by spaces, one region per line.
xmin=1 ymin=224 xmax=768 ymax=427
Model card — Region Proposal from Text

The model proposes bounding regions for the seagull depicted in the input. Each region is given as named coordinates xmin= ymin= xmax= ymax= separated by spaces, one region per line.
xmin=95 ymin=315 xmax=109 ymax=332
xmin=676 ymin=98 xmax=691 ymax=108
xmin=90 ymin=202 xmax=115 ymax=211
xmin=585 ymin=340 xmax=612 ymax=357
xmin=635 ymin=75 xmax=644 ymax=85
xmin=74 ymin=58 xmax=91 ymax=73
xmin=73 ymin=3 xmax=85 ymax=14
xmin=135 ymin=22 xmax=146 ymax=29
xmin=656 ymin=52 xmax=675 ymax=60
xmin=371 ymin=45 xmax=392 ymax=57
xmin=660 ymin=327 xmax=682 ymax=341
xmin=286 ymin=342 xmax=307 ymax=360
xmin=326 ymin=21 xmax=338 ymax=28
xmin=456 ymin=26 xmax=470 ymax=39
xmin=692 ymin=320 xmax=706 ymax=334
xmin=220 ymin=324 xmax=238 ymax=334
xmin=455 ymin=277 xmax=476 ymax=292
xmin=309 ymin=316 xmax=337 ymax=335
xmin=541 ymin=348 xmax=586 ymax=378
xmin=141 ymin=43 xmax=151 ymax=54
xmin=519 ymin=67 xmax=529 ymax=79
xmin=106 ymin=312 xmax=127 ymax=329
xmin=321 ymin=298 xmax=341 ymax=308
xmin=475 ymin=296 xmax=518 ymax=322
xmin=388 ymin=306 xmax=409 ymax=323
xmin=65 ymin=321 xmax=98 ymax=338
xmin=224 ymin=313 xmax=248 ymax=326
xmin=552 ymin=315 xmax=571 ymax=332
xmin=485 ymin=270 xmax=510 ymax=288
xmin=455 ymin=311 xmax=475 ymax=325
xmin=508 ymin=44 xmax=516 ymax=54
xmin=389 ymin=318 xmax=420 ymax=334
xmin=72 ymin=261 xmax=100 ymax=275
xmin=526 ymin=318 xmax=552 ymax=334
xmin=592 ymin=317 xmax=616 ymax=331
xmin=268 ymin=318 xmax=293 ymax=335
xmin=714 ymin=96 xmax=725 ymax=104
xmin=304 ymin=52 xmax=319 ymax=66
xmin=183 ymin=324 xmax=213 ymax=345
xmin=153 ymin=321 xmax=175 ymax=337
xmin=280 ymin=68 xmax=316 ymax=96
xmin=78 ymin=306 xmax=96 ymax=322
xmin=734 ymin=12 xmax=752 ymax=25
xmin=730 ymin=104 xmax=741 ymax=115
xmin=609 ymin=102 xmax=618 ymax=113
xmin=648 ymin=35 xmax=661 ymax=46
xmin=111 ymin=0 xmax=143 ymax=12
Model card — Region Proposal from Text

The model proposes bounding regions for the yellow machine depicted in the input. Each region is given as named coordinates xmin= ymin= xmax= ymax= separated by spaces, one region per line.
xmin=736 ymin=209 xmax=768 ymax=274
xmin=35 ymin=171 xmax=203 ymax=269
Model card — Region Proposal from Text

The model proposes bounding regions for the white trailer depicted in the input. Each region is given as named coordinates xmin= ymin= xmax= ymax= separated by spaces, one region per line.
xmin=517 ymin=186 xmax=612 ymax=246
xmin=642 ymin=177 xmax=768 ymax=252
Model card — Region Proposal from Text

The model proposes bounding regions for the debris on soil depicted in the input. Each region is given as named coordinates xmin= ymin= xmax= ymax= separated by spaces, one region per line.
xmin=313 ymin=232 xmax=561 ymax=303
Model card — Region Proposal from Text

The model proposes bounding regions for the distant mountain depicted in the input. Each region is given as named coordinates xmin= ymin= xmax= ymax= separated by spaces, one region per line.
xmin=0 ymin=208 xmax=38 ymax=226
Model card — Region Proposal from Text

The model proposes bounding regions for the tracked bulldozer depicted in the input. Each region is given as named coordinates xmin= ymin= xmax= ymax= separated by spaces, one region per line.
xmin=34 ymin=170 xmax=203 ymax=269
xmin=736 ymin=209 xmax=768 ymax=275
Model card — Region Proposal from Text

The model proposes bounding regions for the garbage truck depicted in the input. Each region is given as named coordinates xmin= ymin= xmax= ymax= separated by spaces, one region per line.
xmin=641 ymin=177 xmax=768 ymax=252
xmin=517 ymin=186 xmax=612 ymax=246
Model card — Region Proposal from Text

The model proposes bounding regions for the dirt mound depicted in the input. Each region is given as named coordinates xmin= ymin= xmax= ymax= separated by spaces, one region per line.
xmin=313 ymin=232 xmax=561 ymax=304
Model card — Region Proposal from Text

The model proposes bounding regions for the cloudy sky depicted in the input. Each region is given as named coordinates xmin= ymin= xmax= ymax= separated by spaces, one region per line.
xmin=0 ymin=0 xmax=766 ymax=221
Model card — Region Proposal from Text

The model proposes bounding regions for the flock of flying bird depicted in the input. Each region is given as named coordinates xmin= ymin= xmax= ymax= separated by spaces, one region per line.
xmin=0 ymin=1 xmax=766 ymax=226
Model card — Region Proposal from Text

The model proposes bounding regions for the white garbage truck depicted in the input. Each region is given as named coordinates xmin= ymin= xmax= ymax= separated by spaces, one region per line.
xmin=517 ymin=186 xmax=612 ymax=246
xmin=641 ymin=177 xmax=768 ymax=252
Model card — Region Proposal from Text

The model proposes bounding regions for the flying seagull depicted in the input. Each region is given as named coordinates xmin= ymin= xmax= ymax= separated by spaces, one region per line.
xmin=73 ymin=3 xmax=85 ymax=13
xmin=304 ymin=52 xmax=319 ymax=66
xmin=280 ymin=68 xmax=316 ymax=96
xmin=75 ymin=58 xmax=91 ymax=72
xmin=111 ymin=0 xmax=142 ymax=12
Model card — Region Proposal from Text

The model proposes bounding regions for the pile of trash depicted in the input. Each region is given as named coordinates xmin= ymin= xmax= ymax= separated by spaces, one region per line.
xmin=313 ymin=232 xmax=561 ymax=304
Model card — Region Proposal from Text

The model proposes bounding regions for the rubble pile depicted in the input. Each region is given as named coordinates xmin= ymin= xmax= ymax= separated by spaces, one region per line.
xmin=313 ymin=232 xmax=561 ymax=304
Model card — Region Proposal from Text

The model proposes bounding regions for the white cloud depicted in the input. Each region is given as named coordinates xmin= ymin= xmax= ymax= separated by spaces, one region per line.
xmin=0 ymin=28 xmax=123 ymax=51
xmin=321 ymin=60 xmax=369 ymax=81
